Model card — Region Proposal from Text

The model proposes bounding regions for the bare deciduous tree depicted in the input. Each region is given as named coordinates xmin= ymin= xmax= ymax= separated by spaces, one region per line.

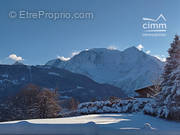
xmin=36 ymin=89 xmax=61 ymax=118
xmin=69 ymin=98 xmax=79 ymax=111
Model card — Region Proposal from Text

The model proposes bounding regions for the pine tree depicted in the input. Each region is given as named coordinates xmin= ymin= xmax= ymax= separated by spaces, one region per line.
xmin=157 ymin=35 xmax=180 ymax=120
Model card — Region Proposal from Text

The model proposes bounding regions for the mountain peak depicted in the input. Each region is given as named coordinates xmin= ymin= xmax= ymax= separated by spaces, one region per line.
xmin=46 ymin=58 xmax=64 ymax=67
xmin=12 ymin=61 xmax=24 ymax=65
xmin=123 ymin=46 xmax=145 ymax=56
xmin=45 ymin=46 xmax=164 ymax=95
xmin=87 ymin=48 xmax=114 ymax=53
xmin=124 ymin=46 xmax=140 ymax=52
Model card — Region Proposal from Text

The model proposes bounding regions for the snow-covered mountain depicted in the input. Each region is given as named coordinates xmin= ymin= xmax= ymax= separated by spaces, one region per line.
xmin=46 ymin=47 xmax=164 ymax=95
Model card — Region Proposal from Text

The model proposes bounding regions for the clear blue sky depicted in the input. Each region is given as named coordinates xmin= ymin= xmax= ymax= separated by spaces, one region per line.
xmin=0 ymin=0 xmax=180 ymax=65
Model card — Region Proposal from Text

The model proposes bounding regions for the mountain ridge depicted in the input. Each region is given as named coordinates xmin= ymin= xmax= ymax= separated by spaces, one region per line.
xmin=46 ymin=47 xmax=164 ymax=95
xmin=0 ymin=64 xmax=125 ymax=102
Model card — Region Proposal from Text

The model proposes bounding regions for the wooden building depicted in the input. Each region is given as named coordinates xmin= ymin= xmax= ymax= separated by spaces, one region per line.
xmin=135 ymin=85 xmax=157 ymax=98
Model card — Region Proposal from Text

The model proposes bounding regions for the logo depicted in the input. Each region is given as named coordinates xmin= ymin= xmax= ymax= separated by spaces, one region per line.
xmin=142 ymin=14 xmax=167 ymax=37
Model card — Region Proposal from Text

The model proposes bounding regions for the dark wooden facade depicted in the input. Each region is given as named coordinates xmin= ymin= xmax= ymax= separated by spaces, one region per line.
xmin=135 ymin=85 xmax=156 ymax=98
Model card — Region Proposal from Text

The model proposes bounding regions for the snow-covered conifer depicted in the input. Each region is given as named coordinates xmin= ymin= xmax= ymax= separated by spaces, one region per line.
xmin=154 ymin=35 xmax=180 ymax=120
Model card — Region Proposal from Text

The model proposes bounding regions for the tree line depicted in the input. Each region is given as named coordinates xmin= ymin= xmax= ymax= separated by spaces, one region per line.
xmin=0 ymin=84 xmax=79 ymax=122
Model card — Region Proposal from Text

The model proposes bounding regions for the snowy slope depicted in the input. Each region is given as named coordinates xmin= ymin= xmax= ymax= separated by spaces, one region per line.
xmin=46 ymin=47 xmax=164 ymax=95
xmin=0 ymin=113 xmax=179 ymax=135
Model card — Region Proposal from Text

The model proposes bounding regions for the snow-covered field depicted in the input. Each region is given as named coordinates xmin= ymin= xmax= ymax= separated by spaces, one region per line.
xmin=0 ymin=113 xmax=179 ymax=135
